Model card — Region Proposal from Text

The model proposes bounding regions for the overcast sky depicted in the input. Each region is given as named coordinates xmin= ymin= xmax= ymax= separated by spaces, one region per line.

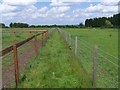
xmin=0 ymin=0 xmax=119 ymax=26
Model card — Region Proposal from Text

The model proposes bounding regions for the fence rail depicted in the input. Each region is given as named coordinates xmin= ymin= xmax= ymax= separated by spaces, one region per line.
xmin=1 ymin=30 xmax=53 ymax=88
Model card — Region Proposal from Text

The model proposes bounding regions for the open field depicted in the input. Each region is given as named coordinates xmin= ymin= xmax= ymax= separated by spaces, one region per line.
xmin=2 ymin=28 xmax=118 ymax=57
xmin=2 ymin=28 xmax=50 ymax=49
xmin=1 ymin=27 xmax=118 ymax=88
xmin=63 ymin=28 xmax=118 ymax=57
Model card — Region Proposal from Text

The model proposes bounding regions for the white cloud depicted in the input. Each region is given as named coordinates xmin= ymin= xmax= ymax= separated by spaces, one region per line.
xmin=15 ymin=5 xmax=48 ymax=20
xmin=50 ymin=0 xmax=69 ymax=6
xmin=57 ymin=6 xmax=70 ymax=13
xmin=1 ymin=12 xmax=17 ymax=21
xmin=38 ymin=6 xmax=48 ymax=12
xmin=85 ymin=4 xmax=118 ymax=13
xmin=2 ymin=12 xmax=16 ymax=17
xmin=101 ymin=0 xmax=119 ymax=5
xmin=1 ymin=0 xmax=119 ymax=25
xmin=0 ymin=3 xmax=17 ymax=13
xmin=48 ymin=6 xmax=70 ymax=14
xmin=3 ymin=0 xmax=37 ymax=6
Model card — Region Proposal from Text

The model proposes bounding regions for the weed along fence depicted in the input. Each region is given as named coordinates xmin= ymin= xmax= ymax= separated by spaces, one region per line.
xmin=58 ymin=28 xmax=119 ymax=88
xmin=1 ymin=30 xmax=51 ymax=88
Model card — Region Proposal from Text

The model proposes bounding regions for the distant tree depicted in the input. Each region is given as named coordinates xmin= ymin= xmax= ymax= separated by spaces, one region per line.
xmin=9 ymin=22 xmax=13 ymax=28
xmin=29 ymin=25 xmax=36 ymax=28
xmin=0 ymin=23 xmax=5 ymax=28
xmin=105 ymin=20 xmax=113 ymax=27
xmin=79 ymin=23 xmax=84 ymax=27
xmin=10 ymin=22 xmax=29 ymax=28
xmin=112 ymin=13 xmax=120 ymax=27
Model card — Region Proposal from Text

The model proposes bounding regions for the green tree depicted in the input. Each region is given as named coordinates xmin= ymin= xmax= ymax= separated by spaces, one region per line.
xmin=105 ymin=20 xmax=113 ymax=27
xmin=9 ymin=22 xmax=13 ymax=28
xmin=0 ymin=23 xmax=5 ymax=28
xmin=79 ymin=23 xmax=84 ymax=27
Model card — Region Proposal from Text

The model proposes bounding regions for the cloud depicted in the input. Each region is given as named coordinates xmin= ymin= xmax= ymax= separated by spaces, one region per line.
xmin=38 ymin=6 xmax=48 ymax=12
xmin=3 ymin=0 xmax=37 ymax=6
xmin=0 ymin=3 xmax=17 ymax=13
xmin=101 ymin=0 xmax=119 ymax=5
xmin=47 ymin=6 xmax=70 ymax=18
xmin=1 ymin=0 xmax=119 ymax=25
xmin=2 ymin=12 xmax=16 ymax=17
xmin=50 ymin=0 xmax=69 ymax=6
xmin=48 ymin=6 xmax=70 ymax=14
xmin=85 ymin=4 xmax=118 ymax=13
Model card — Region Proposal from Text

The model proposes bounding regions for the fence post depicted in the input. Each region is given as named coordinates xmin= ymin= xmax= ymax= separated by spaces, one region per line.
xmin=66 ymin=33 xmax=67 ymax=43
xmin=29 ymin=31 xmax=32 ymax=37
xmin=34 ymin=35 xmax=38 ymax=55
xmin=13 ymin=44 xmax=19 ymax=87
xmin=93 ymin=45 xmax=98 ymax=88
xmin=42 ymin=32 xmax=44 ymax=46
xmin=69 ymin=34 xmax=71 ymax=46
xmin=13 ymin=32 xmax=16 ymax=43
xmin=75 ymin=36 xmax=78 ymax=55
xmin=46 ymin=31 xmax=48 ymax=39
xmin=45 ymin=31 xmax=47 ymax=40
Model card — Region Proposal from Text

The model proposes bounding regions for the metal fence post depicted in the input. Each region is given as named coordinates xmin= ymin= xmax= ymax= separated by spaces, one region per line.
xmin=75 ymin=36 xmax=78 ymax=55
xmin=13 ymin=44 xmax=19 ymax=87
xmin=93 ymin=45 xmax=98 ymax=88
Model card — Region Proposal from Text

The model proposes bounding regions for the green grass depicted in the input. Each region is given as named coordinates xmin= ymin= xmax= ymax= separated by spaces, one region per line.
xmin=61 ymin=28 xmax=118 ymax=88
xmin=2 ymin=27 xmax=118 ymax=88
xmin=18 ymin=31 xmax=91 ymax=88
xmin=2 ymin=28 xmax=50 ymax=49
xmin=63 ymin=28 xmax=118 ymax=57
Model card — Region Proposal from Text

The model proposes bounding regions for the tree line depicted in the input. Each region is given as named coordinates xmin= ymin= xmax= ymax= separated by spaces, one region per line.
xmin=0 ymin=13 xmax=119 ymax=28
xmin=85 ymin=13 xmax=120 ymax=28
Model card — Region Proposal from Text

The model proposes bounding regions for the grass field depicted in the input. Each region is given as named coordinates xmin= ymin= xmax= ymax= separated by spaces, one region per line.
xmin=2 ymin=28 xmax=50 ymax=49
xmin=18 ymin=31 xmax=91 ymax=88
xmin=63 ymin=28 xmax=118 ymax=57
xmin=2 ymin=28 xmax=118 ymax=57
xmin=1 ymin=27 xmax=118 ymax=88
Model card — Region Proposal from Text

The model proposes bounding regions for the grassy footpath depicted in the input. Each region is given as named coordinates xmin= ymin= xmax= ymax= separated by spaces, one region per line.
xmin=18 ymin=31 xmax=91 ymax=88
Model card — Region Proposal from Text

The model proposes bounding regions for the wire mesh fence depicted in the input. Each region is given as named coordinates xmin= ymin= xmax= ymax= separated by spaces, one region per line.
xmin=58 ymin=28 xmax=118 ymax=88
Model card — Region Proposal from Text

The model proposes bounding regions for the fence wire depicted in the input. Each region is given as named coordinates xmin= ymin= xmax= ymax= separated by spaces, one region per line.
xmin=58 ymin=28 xmax=118 ymax=88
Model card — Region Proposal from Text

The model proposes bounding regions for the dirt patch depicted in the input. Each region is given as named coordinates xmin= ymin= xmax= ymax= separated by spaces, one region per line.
xmin=2 ymin=40 xmax=41 ymax=88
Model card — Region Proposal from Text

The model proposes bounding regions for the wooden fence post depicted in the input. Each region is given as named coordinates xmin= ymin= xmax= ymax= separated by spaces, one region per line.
xmin=13 ymin=32 xmax=16 ymax=43
xmin=42 ymin=32 xmax=46 ymax=46
xmin=69 ymin=34 xmax=71 ymax=46
xmin=46 ymin=31 xmax=48 ymax=39
xmin=42 ymin=32 xmax=44 ymax=46
xmin=13 ymin=44 xmax=19 ymax=87
xmin=75 ymin=36 xmax=78 ymax=55
xmin=44 ymin=32 xmax=47 ymax=42
xmin=93 ymin=45 xmax=98 ymax=88
xmin=34 ymin=35 xmax=38 ymax=55
xmin=29 ymin=31 xmax=32 ymax=37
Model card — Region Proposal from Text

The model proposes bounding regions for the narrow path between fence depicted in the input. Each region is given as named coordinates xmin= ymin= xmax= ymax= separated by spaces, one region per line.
xmin=2 ymin=40 xmax=41 ymax=88
xmin=18 ymin=31 xmax=91 ymax=88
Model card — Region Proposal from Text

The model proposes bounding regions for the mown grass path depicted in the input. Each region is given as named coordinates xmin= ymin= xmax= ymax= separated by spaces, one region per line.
xmin=19 ymin=31 xmax=91 ymax=88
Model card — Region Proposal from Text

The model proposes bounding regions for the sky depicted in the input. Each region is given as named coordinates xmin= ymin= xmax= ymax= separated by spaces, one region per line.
xmin=0 ymin=0 xmax=119 ymax=26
